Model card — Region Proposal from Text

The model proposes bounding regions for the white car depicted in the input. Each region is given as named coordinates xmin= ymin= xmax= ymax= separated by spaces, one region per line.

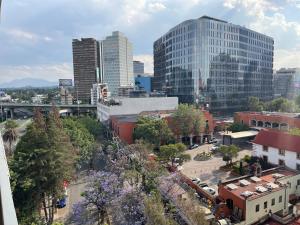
xmin=192 ymin=178 xmax=201 ymax=183
xmin=203 ymin=187 xmax=216 ymax=195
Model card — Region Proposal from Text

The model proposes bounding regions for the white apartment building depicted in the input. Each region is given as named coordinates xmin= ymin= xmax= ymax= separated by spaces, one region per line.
xmin=91 ymin=83 xmax=110 ymax=105
xmin=252 ymin=129 xmax=300 ymax=170
xmin=0 ymin=136 xmax=18 ymax=224
xmin=101 ymin=31 xmax=134 ymax=96
xmin=97 ymin=97 xmax=178 ymax=122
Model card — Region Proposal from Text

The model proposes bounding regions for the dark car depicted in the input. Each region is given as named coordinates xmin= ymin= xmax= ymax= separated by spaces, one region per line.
xmin=56 ymin=197 xmax=67 ymax=208
xmin=208 ymin=138 xmax=218 ymax=144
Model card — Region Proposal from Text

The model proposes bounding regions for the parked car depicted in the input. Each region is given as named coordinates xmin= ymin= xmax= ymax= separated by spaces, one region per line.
xmin=56 ymin=197 xmax=67 ymax=208
xmin=192 ymin=178 xmax=201 ymax=183
xmin=208 ymin=138 xmax=218 ymax=144
xmin=210 ymin=145 xmax=219 ymax=151
xmin=198 ymin=182 xmax=208 ymax=188
xmin=203 ymin=187 xmax=216 ymax=195
xmin=189 ymin=144 xmax=199 ymax=150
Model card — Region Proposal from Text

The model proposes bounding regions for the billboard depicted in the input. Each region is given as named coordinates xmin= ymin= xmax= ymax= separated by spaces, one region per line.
xmin=59 ymin=79 xmax=73 ymax=87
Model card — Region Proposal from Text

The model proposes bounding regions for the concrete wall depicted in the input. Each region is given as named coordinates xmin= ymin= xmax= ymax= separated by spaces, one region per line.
xmin=245 ymin=189 xmax=286 ymax=225
xmin=253 ymin=144 xmax=300 ymax=170
xmin=0 ymin=136 xmax=18 ymax=225
xmin=97 ymin=97 xmax=178 ymax=122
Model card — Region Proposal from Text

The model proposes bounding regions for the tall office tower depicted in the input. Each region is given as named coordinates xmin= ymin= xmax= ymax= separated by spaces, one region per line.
xmin=101 ymin=31 xmax=134 ymax=96
xmin=72 ymin=38 xmax=101 ymax=103
xmin=133 ymin=60 xmax=144 ymax=76
xmin=274 ymin=68 xmax=300 ymax=99
xmin=153 ymin=16 xmax=274 ymax=112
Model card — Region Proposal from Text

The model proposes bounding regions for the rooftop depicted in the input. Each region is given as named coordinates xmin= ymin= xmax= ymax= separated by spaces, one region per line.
xmin=220 ymin=168 xmax=298 ymax=201
xmin=237 ymin=111 xmax=300 ymax=119
xmin=224 ymin=130 xmax=258 ymax=139
xmin=253 ymin=129 xmax=300 ymax=153
xmin=111 ymin=114 xmax=138 ymax=123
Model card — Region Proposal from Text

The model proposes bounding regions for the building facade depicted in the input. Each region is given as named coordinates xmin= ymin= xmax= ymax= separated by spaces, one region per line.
xmin=135 ymin=75 xmax=152 ymax=93
xmin=90 ymin=83 xmax=109 ymax=105
xmin=133 ymin=60 xmax=144 ymax=76
xmin=72 ymin=38 xmax=101 ymax=103
xmin=234 ymin=111 xmax=300 ymax=131
xmin=274 ymin=68 xmax=300 ymax=99
xmin=153 ymin=16 xmax=274 ymax=112
xmin=253 ymin=129 xmax=300 ymax=170
xmin=101 ymin=31 xmax=134 ymax=96
xmin=97 ymin=97 xmax=178 ymax=123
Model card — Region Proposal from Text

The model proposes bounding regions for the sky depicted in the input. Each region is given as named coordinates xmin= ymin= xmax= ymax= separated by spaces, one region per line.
xmin=0 ymin=0 xmax=300 ymax=84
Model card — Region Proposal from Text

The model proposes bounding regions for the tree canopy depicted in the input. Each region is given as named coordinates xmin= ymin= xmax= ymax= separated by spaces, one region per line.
xmin=158 ymin=143 xmax=191 ymax=166
xmin=172 ymin=104 xmax=204 ymax=137
xmin=227 ymin=122 xmax=249 ymax=133
xmin=219 ymin=145 xmax=239 ymax=165
xmin=133 ymin=116 xmax=174 ymax=147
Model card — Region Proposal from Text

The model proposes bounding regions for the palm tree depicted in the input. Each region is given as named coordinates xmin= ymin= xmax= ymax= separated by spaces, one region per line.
xmin=2 ymin=120 xmax=18 ymax=156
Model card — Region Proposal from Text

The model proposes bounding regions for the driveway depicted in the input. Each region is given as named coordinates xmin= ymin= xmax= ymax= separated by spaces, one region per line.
xmin=181 ymin=144 xmax=252 ymax=191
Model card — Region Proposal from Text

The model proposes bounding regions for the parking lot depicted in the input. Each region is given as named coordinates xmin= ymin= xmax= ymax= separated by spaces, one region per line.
xmin=181 ymin=143 xmax=252 ymax=192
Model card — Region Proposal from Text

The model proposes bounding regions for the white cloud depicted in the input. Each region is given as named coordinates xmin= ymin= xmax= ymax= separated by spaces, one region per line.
xmin=287 ymin=0 xmax=300 ymax=8
xmin=133 ymin=54 xmax=153 ymax=74
xmin=148 ymin=2 xmax=166 ymax=13
xmin=274 ymin=47 xmax=300 ymax=70
xmin=2 ymin=28 xmax=53 ymax=42
xmin=0 ymin=63 xmax=72 ymax=83
xmin=223 ymin=0 xmax=300 ymax=37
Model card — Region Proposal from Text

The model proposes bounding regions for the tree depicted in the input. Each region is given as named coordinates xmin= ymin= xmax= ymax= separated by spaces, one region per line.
xmin=69 ymin=171 xmax=122 ymax=225
xmin=172 ymin=104 xmax=204 ymax=137
xmin=248 ymin=96 xmax=264 ymax=111
xmin=289 ymin=128 xmax=300 ymax=136
xmin=295 ymin=95 xmax=300 ymax=107
xmin=78 ymin=116 xmax=103 ymax=140
xmin=219 ymin=145 xmax=239 ymax=165
xmin=264 ymin=97 xmax=297 ymax=112
xmin=144 ymin=192 xmax=178 ymax=225
xmin=158 ymin=143 xmax=191 ymax=166
xmin=133 ymin=116 xmax=174 ymax=148
xmin=62 ymin=118 xmax=96 ymax=168
xmin=227 ymin=122 xmax=249 ymax=133
xmin=2 ymin=119 xmax=18 ymax=156
xmin=10 ymin=107 xmax=75 ymax=224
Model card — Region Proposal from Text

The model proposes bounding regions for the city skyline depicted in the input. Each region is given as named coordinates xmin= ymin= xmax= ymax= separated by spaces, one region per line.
xmin=0 ymin=0 xmax=300 ymax=83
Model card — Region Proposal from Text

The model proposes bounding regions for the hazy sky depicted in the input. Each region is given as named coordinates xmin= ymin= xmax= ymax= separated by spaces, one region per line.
xmin=0 ymin=0 xmax=300 ymax=83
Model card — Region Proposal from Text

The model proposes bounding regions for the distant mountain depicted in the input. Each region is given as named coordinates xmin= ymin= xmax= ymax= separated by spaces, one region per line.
xmin=0 ymin=78 xmax=58 ymax=88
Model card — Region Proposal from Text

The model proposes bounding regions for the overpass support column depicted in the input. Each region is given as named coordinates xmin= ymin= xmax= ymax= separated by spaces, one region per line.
xmin=10 ymin=109 xmax=14 ymax=119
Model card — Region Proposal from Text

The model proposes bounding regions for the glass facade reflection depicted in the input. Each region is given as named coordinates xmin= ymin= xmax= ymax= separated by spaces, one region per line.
xmin=153 ymin=16 xmax=274 ymax=112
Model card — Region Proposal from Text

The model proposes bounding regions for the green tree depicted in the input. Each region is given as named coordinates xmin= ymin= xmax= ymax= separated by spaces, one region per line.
xmin=295 ymin=95 xmax=300 ymax=107
xmin=158 ymin=143 xmax=191 ymax=166
xmin=248 ymin=96 xmax=264 ymax=111
xmin=2 ymin=119 xmax=18 ymax=156
xmin=172 ymin=104 xmax=204 ymax=137
xmin=289 ymin=128 xmax=300 ymax=136
xmin=264 ymin=97 xmax=297 ymax=112
xmin=10 ymin=108 xmax=75 ymax=224
xmin=227 ymin=122 xmax=249 ymax=133
xmin=144 ymin=192 xmax=178 ymax=225
xmin=62 ymin=118 xmax=96 ymax=168
xmin=133 ymin=116 xmax=174 ymax=148
xmin=219 ymin=145 xmax=239 ymax=165
xmin=78 ymin=116 xmax=103 ymax=139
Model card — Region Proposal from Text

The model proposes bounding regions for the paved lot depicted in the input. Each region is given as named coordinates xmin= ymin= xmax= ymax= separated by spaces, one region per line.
xmin=181 ymin=144 xmax=252 ymax=191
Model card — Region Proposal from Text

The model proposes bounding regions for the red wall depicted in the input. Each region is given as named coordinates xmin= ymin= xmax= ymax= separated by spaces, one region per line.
xmin=111 ymin=117 xmax=136 ymax=144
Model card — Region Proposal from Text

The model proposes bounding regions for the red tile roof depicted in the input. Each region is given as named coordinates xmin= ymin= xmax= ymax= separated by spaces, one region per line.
xmin=253 ymin=129 xmax=300 ymax=153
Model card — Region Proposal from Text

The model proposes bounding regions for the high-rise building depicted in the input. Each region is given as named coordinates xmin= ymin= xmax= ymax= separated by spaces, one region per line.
xmin=274 ymin=68 xmax=300 ymax=99
xmin=133 ymin=60 xmax=144 ymax=76
xmin=72 ymin=38 xmax=101 ymax=103
xmin=101 ymin=31 xmax=134 ymax=96
xmin=153 ymin=16 xmax=274 ymax=112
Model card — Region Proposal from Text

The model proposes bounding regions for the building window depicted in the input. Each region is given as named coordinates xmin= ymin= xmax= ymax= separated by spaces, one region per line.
xmin=297 ymin=153 xmax=300 ymax=160
xmin=255 ymin=204 xmax=260 ymax=212
xmin=297 ymin=179 xmax=300 ymax=186
xmin=279 ymin=149 xmax=285 ymax=156
xmin=264 ymin=201 xmax=267 ymax=209
xmin=279 ymin=159 xmax=285 ymax=166
xmin=263 ymin=146 xmax=268 ymax=152
xmin=263 ymin=155 xmax=268 ymax=162
xmin=297 ymin=164 xmax=300 ymax=171
xmin=279 ymin=196 xmax=282 ymax=203
xmin=272 ymin=198 xmax=275 ymax=206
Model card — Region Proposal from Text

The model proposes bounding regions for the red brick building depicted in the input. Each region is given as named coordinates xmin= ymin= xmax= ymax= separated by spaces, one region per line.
xmin=110 ymin=110 xmax=215 ymax=144
xmin=235 ymin=112 xmax=300 ymax=131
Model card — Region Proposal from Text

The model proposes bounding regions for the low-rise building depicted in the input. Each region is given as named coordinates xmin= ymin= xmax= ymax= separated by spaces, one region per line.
xmin=217 ymin=167 xmax=300 ymax=225
xmin=235 ymin=111 xmax=300 ymax=131
xmin=91 ymin=83 xmax=109 ymax=105
xmin=274 ymin=68 xmax=300 ymax=99
xmin=60 ymin=86 xmax=73 ymax=105
xmin=110 ymin=109 xmax=214 ymax=144
xmin=97 ymin=97 xmax=178 ymax=123
xmin=252 ymin=129 xmax=300 ymax=170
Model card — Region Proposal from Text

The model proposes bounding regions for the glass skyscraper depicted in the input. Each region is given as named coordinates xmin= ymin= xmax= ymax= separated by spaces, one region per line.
xmin=153 ymin=16 xmax=274 ymax=112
